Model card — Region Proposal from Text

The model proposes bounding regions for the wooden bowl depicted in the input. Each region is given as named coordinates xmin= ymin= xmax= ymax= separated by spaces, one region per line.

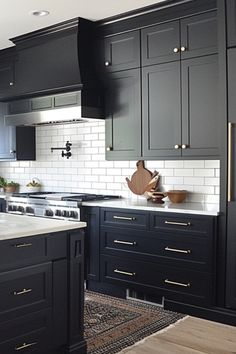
xmin=167 ymin=190 xmax=187 ymax=203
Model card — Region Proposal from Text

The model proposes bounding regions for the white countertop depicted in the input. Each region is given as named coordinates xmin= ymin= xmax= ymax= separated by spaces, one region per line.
xmin=0 ymin=213 xmax=86 ymax=240
xmin=82 ymin=198 xmax=219 ymax=216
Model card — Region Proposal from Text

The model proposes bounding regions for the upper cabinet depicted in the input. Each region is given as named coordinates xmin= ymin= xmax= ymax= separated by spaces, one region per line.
xmin=103 ymin=9 xmax=219 ymax=160
xmin=226 ymin=0 xmax=236 ymax=47
xmin=0 ymin=48 xmax=16 ymax=98
xmin=103 ymin=30 xmax=140 ymax=72
xmin=0 ymin=102 xmax=35 ymax=161
xmin=141 ymin=11 xmax=217 ymax=66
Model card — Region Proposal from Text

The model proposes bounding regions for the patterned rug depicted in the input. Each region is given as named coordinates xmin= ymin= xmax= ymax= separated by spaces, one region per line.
xmin=84 ymin=290 xmax=185 ymax=354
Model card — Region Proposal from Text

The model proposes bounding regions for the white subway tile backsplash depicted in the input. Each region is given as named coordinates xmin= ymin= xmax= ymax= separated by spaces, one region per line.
xmin=0 ymin=122 xmax=219 ymax=204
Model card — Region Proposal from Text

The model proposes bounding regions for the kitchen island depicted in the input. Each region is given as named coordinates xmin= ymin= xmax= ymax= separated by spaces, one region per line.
xmin=0 ymin=213 xmax=86 ymax=354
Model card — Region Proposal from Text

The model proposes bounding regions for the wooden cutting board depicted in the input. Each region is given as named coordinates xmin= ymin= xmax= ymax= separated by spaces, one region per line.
xmin=126 ymin=160 xmax=153 ymax=195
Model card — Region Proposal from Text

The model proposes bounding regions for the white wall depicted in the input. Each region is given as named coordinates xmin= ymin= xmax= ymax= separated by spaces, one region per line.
xmin=0 ymin=121 xmax=220 ymax=204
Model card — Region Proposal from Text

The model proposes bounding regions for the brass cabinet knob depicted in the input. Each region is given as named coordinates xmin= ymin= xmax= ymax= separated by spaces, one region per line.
xmin=181 ymin=144 xmax=187 ymax=149
xmin=106 ymin=146 xmax=113 ymax=151
xmin=9 ymin=82 xmax=14 ymax=86
xmin=174 ymin=144 xmax=180 ymax=149
xmin=105 ymin=61 xmax=110 ymax=67
xmin=181 ymin=46 xmax=186 ymax=52
xmin=173 ymin=47 xmax=179 ymax=53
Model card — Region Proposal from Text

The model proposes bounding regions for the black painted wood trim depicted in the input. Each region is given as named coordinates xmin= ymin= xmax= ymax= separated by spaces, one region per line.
xmin=97 ymin=0 xmax=217 ymax=36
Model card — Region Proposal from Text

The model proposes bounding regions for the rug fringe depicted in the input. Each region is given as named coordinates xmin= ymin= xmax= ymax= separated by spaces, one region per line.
xmin=117 ymin=315 xmax=190 ymax=353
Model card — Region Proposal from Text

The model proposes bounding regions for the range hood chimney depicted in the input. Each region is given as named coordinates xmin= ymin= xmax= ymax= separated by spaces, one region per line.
xmin=4 ymin=17 xmax=104 ymax=126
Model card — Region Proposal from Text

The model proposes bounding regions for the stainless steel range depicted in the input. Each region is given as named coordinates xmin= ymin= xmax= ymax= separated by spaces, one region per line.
xmin=6 ymin=192 xmax=120 ymax=221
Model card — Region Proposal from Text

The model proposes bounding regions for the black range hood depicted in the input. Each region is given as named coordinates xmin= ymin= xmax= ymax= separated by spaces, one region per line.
xmin=4 ymin=17 xmax=104 ymax=125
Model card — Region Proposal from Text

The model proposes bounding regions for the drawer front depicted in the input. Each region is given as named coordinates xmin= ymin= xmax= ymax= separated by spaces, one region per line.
xmin=0 ymin=263 xmax=52 ymax=321
xmin=150 ymin=213 xmax=214 ymax=234
xmin=100 ymin=208 xmax=148 ymax=229
xmin=100 ymin=228 xmax=211 ymax=271
xmin=0 ymin=237 xmax=47 ymax=268
xmin=0 ymin=309 xmax=51 ymax=345
xmin=101 ymin=255 xmax=212 ymax=306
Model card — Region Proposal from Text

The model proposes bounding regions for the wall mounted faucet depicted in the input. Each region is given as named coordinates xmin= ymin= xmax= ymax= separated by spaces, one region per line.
xmin=51 ymin=141 xmax=72 ymax=159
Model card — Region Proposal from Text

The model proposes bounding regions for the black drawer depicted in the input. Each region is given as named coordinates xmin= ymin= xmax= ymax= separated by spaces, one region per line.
xmin=0 ymin=308 xmax=51 ymax=345
xmin=0 ymin=314 xmax=50 ymax=354
xmin=0 ymin=262 xmax=52 ymax=322
xmin=100 ymin=227 xmax=211 ymax=271
xmin=150 ymin=212 xmax=214 ymax=235
xmin=100 ymin=208 xmax=148 ymax=229
xmin=101 ymin=255 xmax=213 ymax=306
xmin=0 ymin=233 xmax=67 ymax=269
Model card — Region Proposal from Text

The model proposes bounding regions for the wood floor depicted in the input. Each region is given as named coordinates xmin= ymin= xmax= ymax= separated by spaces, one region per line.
xmin=119 ymin=316 xmax=236 ymax=354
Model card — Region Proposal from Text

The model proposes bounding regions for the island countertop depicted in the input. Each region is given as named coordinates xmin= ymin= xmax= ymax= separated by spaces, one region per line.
xmin=0 ymin=213 xmax=86 ymax=240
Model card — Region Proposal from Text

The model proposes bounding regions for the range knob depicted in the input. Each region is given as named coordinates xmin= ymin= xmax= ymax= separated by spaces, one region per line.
xmin=12 ymin=205 xmax=17 ymax=212
xmin=55 ymin=209 xmax=62 ymax=217
xmin=17 ymin=206 xmax=25 ymax=213
xmin=69 ymin=211 xmax=78 ymax=219
xmin=26 ymin=206 xmax=34 ymax=214
xmin=62 ymin=210 xmax=69 ymax=218
xmin=45 ymin=209 xmax=53 ymax=217
xmin=8 ymin=205 xmax=13 ymax=211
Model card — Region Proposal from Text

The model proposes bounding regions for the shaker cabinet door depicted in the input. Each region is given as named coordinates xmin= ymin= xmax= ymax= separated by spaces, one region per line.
xmin=226 ymin=0 xmax=236 ymax=47
xmin=0 ymin=103 xmax=16 ymax=160
xmin=142 ymin=62 xmax=181 ymax=158
xmin=181 ymin=54 xmax=219 ymax=157
xmin=105 ymin=69 xmax=141 ymax=160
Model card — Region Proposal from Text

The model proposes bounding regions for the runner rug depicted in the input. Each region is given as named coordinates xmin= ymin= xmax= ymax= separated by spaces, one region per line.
xmin=84 ymin=290 xmax=185 ymax=354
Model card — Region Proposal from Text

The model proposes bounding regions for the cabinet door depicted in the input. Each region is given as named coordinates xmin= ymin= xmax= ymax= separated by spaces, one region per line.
xmin=181 ymin=54 xmax=219 ymax=157
xmin=226 ymin=48 xmax=236 ymax=309
xmin=181 ymin=11 xmax=217 ymax=59
xmin=105 ymin=69 xmax=141 ymax=160
xmin=142 ymin=62 xmax=181 ymax=158
xmin=0 ymin=59 xmax=14 ymax=92
xmin=104 ymin=30 xmax=140 ymax=72
xmin=141 ymin=21 xmax=180 ymax=66
xmin=227 ymin=0 xmax=236 ymax=47
xmin=0 ymin=103 xmax=16 ymax=160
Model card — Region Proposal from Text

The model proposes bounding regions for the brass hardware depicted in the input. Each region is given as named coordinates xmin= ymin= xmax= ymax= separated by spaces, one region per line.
xmin=13 ymin=243 xmax=32 ymax=248
xmin=106 ymin=146 xmax=113 ymax=151
xmin=181 ymin=144 xmax=187 ymax=149
xmin=173 ymin=47 xmax=179 ymax=53
xmin=228 ymin=122 xmax=233 ymax=202
xmin=9 ymin=82 xmax=14 ymax=86
xmin=181 ymin=46 xmax=186 ymax=52
xmin=105 ymin=61 xmax=110 ymax=67
xmin=10 ymin=150 xmax=16 ymax=154
xmin=174 ymin=144 xmax=180 ymax=149
xmin=165 ymin=221 xmax=191 ymax=226
xmin=15 ymin=342 xmax=37 ymax=351
xmin=113 ymin=216 xmax=136 ymax=221
xmin=114 ymin=240 xmax=137 ymax=246
xmin=165 ymin=246 xmax=191 ymax=254
xmin=114 ymin=269 xmax=136 ymax=276
xmin=13 ymin=288 xmax=32 ymax=296
xmin=164 ymin=279 xmax=190 ymax=288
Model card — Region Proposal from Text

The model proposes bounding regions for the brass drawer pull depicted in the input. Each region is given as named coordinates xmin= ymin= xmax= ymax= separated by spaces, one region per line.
xmin=165 ymin=279 xmax=190 ymax=288
xmin=165 ymin=246 xmax=191 ymax=254
xmin=164 ymin=221 xmax=191 ymax=227
xmin=114 ymin=240 xmax=137 ymax=246
xmin=13 ymin=288 xmax=32 ymax=296
xmin=13 ymin=243 xmax=32 ymax=248
xmin=113 ymin=216 xmax=136 ymax=221
xmin=15 ymin=342 xmax=37 ymax=351
xmin=114 ymin=269 xmax=136 ymax=277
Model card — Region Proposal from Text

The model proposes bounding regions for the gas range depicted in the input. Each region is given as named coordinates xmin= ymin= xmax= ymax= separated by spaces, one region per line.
xmin=6 ymin=192 xmax=120 ymax=221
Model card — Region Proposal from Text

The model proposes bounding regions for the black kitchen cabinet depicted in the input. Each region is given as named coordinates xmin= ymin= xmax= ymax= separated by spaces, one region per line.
xmin=99 ymin=207 xmax=217 ymax=307
xmin=0 ymin=102 xmax=35 ymax=161
xmin=142 ymin=54 xmax=218 ymax=158
xmin=226 ymin=0 xmax=236 ymax=47
xmin=105 ymin=69 xmax=141 ymax=160
xmin=0 ymin=229 xmax=85 ymax=354
xmin=141 ymin=11 xmax=217 ymax=66
xmin=142 ymin=61 xmax=182 ymax=158
xmin=0 ymin=48 xmax=16 ymax=96
xmin=103 ymin=30 xmax=140 ymax=72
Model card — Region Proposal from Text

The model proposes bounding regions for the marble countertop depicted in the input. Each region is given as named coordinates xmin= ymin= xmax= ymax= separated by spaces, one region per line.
xmin=0 ymin=213 xmax=86 ymax=240
xmin=82 ymin=198 xmax=219 ymax=216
